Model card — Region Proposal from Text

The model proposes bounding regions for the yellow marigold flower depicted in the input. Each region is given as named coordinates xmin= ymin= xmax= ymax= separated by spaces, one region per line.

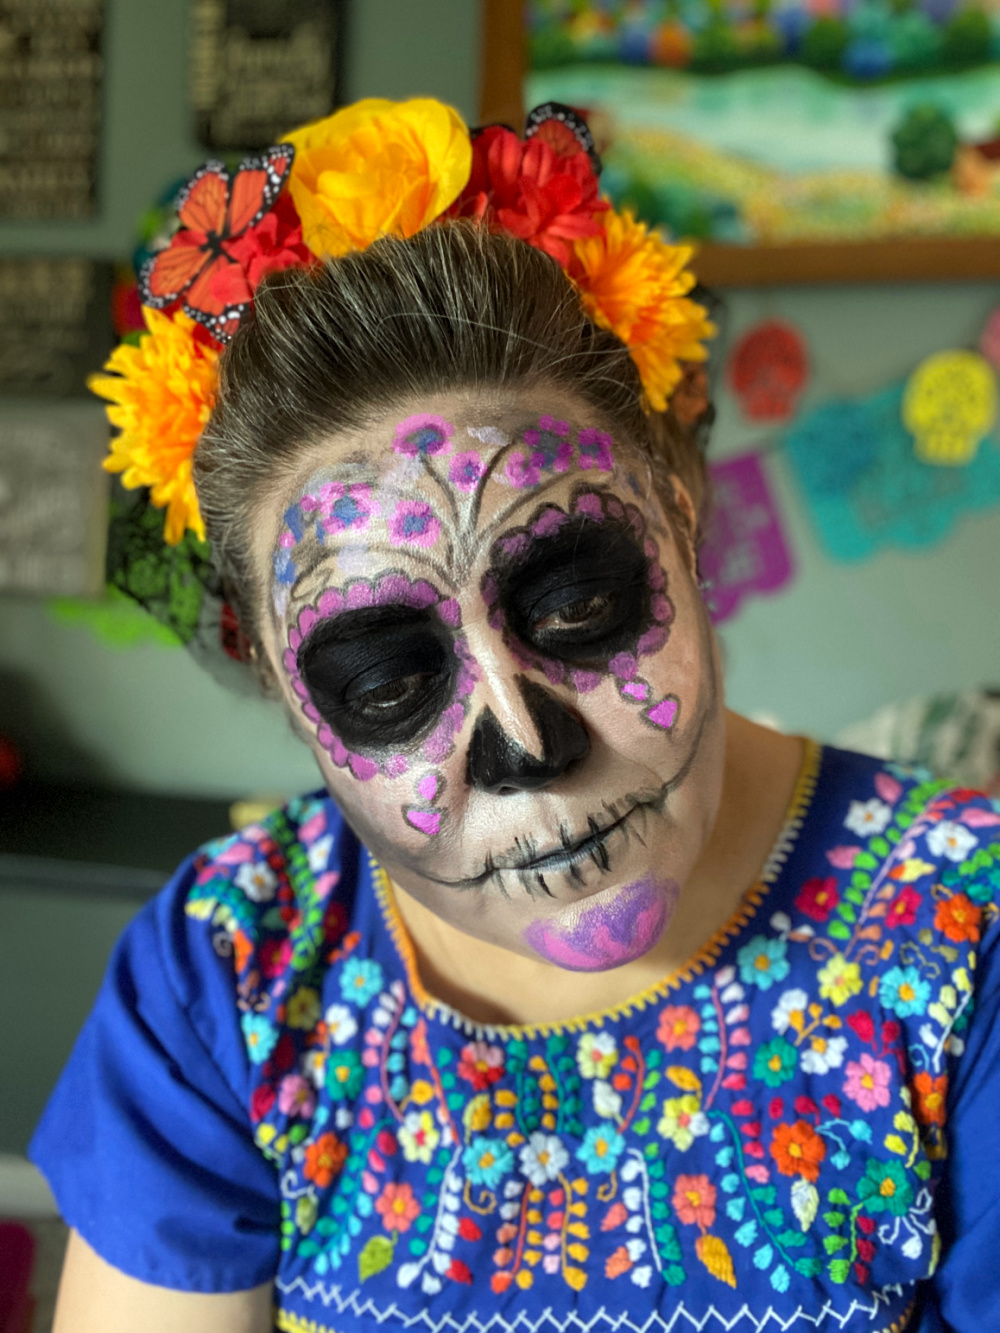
xmin=88 ymin=308 xmax=218 ymax=545
xmin=284 ymin=97 xmax=472 ymax=259
xmin=570 ymin=209 xmax=714 ymax=412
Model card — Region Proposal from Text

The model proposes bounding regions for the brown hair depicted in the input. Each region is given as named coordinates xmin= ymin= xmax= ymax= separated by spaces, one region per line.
xmin=194 ymin=220 xmax=710 ymax=684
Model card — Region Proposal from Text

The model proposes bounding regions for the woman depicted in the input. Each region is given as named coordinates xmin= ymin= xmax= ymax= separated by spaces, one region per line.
xmin=32 ymin=98 xmax=1000 ymax=1333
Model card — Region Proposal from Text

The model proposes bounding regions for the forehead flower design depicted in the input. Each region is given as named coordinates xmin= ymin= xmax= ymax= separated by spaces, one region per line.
xmin=392 ymin=413 xmax=453 ymax=458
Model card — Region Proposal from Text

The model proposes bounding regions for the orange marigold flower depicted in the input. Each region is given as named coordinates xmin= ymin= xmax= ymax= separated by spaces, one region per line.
xmin=770 ymin=1119 xmax=826 ymax=1182
xmin=934 ymin=892 xmax=981 ymax=943
xmin=912 ymin=1071 xmax=948 ymax=1127
xmin=303 ymin=1131 xmax=347 ymax=1188
xmin=569 ymin=210 xmax=714 ymax=412
xmin=88 ymin=308 xmax=218 ymax=544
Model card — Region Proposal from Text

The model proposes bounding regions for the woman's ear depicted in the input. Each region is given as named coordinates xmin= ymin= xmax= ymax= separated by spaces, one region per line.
xmin=667 ymin=474 xmax=700 ymax=580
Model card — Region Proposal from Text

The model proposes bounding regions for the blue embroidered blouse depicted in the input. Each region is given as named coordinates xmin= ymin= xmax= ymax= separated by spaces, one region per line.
xmin=30 ymin=744 xmax=1000 ymax=1332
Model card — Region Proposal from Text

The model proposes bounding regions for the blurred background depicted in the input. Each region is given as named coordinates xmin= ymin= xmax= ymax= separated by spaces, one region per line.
xmin=1 ymin=3 xmax=998 ymax=1325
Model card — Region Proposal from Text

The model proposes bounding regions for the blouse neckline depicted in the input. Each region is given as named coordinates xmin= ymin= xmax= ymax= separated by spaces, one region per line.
xmin=370 ymin=737 xmax=822 ymax=1041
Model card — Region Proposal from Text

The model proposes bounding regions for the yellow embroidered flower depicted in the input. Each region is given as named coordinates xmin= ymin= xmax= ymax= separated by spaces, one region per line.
xmin=89 ymin=308 xmax=218 ymax=544
xmin=817 ymin=952 xmax=863 ymax=1008
xmin=570 ymin=210 xmax=714 ymax=412
xmin=284 ymin=97 xmax=472 ymax=259
xmin=464 ymin=1093 xmax=493 ymax=1135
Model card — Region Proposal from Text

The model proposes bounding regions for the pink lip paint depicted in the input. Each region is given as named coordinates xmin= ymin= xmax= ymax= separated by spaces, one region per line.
xmin=523 ymin=874 xmax=678 ymax=972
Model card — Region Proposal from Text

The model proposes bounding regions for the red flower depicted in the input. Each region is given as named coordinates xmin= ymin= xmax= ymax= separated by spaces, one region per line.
xmin=250 ymin=1082 xmax=276 ymax=1122
xmin=794 ymin=876 xmax=840 ymax=922
xmin=457 ymin=1040 xmax=504 ymax=1090
xmin=217 ymin=192 xmax=312 ymax=291
xmin=886 ymin=886 xmax=921 ymax=928
xmin=450 ymin=126 xmax=608 ymax=266
xmin=259 ymin=937 xmax=292 ymax=978
xmin=447 ymin=1259 xmax=473 ymax=1284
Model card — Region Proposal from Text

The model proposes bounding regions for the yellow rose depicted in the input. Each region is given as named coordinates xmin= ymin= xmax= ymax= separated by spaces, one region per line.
xmin=284 ymin=97 xmax=471 ymax=259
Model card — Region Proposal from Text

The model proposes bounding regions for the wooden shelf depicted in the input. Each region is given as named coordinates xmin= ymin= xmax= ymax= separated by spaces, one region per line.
xmin=688 ymin=236 xmax=1000 ymax=288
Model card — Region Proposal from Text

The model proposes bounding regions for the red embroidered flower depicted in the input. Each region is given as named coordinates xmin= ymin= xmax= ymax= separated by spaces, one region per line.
xmin=250 ymin=1082 xmax=276 ymax=1123
xmin=457 ymin=1040 xmax=505 ymax=1090
xmin=657 ymin=1004 xmax=701 ymax=1052
xmin=259 ymin=936 xmax=292 ymax=978
xmin=450 ymin=125 xmax=608 ymax=266
xmin=886 ymin=885 xmax=921 ymax=928
xmin=794 ymin=876 xmax=840 ymax=922
xmin=934 ymin=892 xmax=982 ymax=943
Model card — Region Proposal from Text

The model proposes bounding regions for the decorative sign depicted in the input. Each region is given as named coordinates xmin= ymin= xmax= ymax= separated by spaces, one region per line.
xmin=699 ymin=451 xmax=794 ymax=624
xmin=0 ymin=259 xmax=113 ymax=397
xmin=728 ymin=320 xmax=809 ymax=424
xmin=784 ymin=382 xmax=1000 ymax=561
xmin=0 ymin=0 xmax=104 ymax=220
xmin=0 ymin=404 xmax=108 ymax=597
xmin=189 ymin=0 xmax=341 ymax=151
xmin=902 ymin=349 xmax=997 ymax=466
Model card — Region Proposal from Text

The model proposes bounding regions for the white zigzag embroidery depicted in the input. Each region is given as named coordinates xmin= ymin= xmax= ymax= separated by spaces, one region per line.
xmin=274 ymin=1277 xmax=907 ymax=1333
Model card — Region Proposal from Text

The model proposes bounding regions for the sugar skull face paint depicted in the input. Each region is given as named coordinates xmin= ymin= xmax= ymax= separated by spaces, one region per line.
xmin=256 ymin=388 xmax=725 ymax=972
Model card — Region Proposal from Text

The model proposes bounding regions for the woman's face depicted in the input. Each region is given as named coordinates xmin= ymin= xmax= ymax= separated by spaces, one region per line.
xmin=255 ymin=388 xmax=726 ymax=972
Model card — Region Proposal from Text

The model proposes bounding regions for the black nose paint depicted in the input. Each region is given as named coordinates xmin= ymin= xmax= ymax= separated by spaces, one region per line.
xmin=466 ymin=676 xmax=590 ymax=795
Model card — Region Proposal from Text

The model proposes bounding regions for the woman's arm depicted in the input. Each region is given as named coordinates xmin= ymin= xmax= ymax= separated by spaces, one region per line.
xmin=53 ymin=1230 xmax=274 ymax=1333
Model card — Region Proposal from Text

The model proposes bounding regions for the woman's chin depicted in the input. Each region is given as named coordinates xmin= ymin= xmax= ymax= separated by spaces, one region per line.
xmin=522 ymin=873 xmax=679 ymax=973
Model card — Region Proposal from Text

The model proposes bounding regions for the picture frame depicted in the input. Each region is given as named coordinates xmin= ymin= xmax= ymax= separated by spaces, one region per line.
xmin=481 ymin=1 xmax=1000 ymax=285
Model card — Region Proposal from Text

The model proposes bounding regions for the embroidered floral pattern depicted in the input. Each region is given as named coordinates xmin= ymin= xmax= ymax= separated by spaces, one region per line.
xmin=182 ymin=751 xmax=1000 ymax=1330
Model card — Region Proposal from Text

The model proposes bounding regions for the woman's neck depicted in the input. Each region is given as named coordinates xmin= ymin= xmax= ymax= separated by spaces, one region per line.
xmin=390 ymin=711 xmax=806 ymax=1027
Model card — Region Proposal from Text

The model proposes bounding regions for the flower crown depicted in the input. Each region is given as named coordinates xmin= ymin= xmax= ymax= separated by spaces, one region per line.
xmin=90 ymin=97 xmax=713 ymax=549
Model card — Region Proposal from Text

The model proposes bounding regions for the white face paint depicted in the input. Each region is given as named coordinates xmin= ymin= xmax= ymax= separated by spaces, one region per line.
xmin=256 ymin=388 xmax=725 ymax=972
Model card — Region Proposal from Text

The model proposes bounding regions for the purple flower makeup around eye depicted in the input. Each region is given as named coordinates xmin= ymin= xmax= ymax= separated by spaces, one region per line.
xmin=480 ymin=486 xmax=678 ymax=730
xmin=283 ymin=572 xmax=477 ymax=797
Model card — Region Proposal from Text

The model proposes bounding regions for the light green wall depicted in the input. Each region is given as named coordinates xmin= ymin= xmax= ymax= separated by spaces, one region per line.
xmin=0 ymin=1 xmax=998 ymax=800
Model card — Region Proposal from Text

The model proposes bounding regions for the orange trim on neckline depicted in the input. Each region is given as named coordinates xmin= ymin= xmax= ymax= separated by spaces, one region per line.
xmin=370 ymin=738 xmax=822 ymax=1040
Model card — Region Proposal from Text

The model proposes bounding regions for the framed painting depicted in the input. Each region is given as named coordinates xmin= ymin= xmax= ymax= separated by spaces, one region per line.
xmin=481 ymin=0 xmax=1000 ymax=283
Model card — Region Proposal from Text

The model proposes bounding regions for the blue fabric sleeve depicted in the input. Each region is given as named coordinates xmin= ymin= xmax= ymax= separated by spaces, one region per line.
xmin=28 ymin=856 xmax=280 ymax=1292
xmin=915 ymin=906 xmax=1000 ymax=1331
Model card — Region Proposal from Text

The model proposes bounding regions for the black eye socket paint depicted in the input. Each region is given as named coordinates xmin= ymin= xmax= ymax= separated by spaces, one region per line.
xmin=480 ymin=487 xmax=680 ymax=731
xmin=297 ymin=605 xmax=456 ymax=751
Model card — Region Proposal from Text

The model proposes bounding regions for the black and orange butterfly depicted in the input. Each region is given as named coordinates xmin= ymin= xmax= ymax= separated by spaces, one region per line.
xmin=524 ymin=102 xmax=602 ymax=174
xmin=139 ymin=144 xmax=294 ymax=343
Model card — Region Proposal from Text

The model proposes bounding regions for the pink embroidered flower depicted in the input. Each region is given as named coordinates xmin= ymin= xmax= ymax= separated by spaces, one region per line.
xmin=886 ymin=885 xmax=921 ymax=928
xmin=375 ymin=1181 xmax=420 ymax=1233
xmin=657 ymin=1004 xmax=701 ymax=1052
xmin=843 ymin=1053 xmax=892 ymax=1112
xmin=277 ymin=1073 xmax=316 ymax=1118
xmin=387 ymin=500 xmax=441 ymax=548
xmin=392 ymin=413 xmax=452 ymax=457
xmin=457 ymin=1041 xmax=505 ymax=1090
xmin=448 ymin=450 xmax=485 ymax=492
